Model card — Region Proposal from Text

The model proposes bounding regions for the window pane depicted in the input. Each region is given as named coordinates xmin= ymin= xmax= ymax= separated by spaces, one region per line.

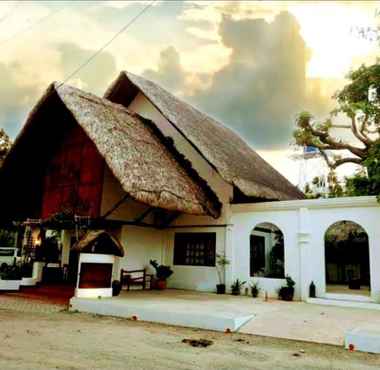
xmin=250 ymin=224 xmax=284 ymax=279
xmin=174 ymin=233 xmax=216 ymax=266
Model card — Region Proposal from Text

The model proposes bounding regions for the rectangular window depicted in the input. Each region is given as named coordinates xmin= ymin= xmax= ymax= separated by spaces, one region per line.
xmin=174 ymin=232 xmax=216 ymax=267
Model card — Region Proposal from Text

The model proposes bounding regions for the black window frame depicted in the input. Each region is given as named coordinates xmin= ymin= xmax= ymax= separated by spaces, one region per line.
xmin=173 ymin=232 xmax=216 ymax=267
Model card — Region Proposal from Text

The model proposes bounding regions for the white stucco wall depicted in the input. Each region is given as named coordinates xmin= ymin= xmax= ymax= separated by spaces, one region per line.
xmin=231 ymin=196 xmax=380 ymax=302
xmin=118 ymin=225 xmax=163 ymax=275
xmin=164 ymin=227 xmax=226 ymax=292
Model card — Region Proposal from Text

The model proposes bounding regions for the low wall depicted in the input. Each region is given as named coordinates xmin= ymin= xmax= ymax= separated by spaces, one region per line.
xmin=231 ymin=196 xmax=380 ymax=302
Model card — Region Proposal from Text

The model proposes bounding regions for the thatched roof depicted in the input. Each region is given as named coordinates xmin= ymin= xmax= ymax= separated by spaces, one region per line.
xmin=72 ymin=230 xmax=124 ymax=257
xmin=105 ymin=72 xmax=304 ymax=201
xmin=0 ymin=83 xmax=221 ymax=219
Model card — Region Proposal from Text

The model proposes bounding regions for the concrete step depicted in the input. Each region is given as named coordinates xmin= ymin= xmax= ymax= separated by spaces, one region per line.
xmin=307 ymin=297 xmax=380 ymax=310
xmin=345 ymin=328 xmax=380 ymax=353
xmin=70 ymin=296 xmax=254 ymax=332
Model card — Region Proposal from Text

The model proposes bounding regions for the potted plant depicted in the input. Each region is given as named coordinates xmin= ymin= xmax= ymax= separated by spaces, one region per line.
xmin=20 ymin=260 xmax=36 ymax=286
xmin=0 ymin=264 xmax=22 ymax=291
xmin=150 ymin=260 xmax=173 ymax=290
xmin=231 ymin=279 xmax=246 ymax=296
xmin=112 ymin=280 xmax=122 ymax=296
xmin=250 ymin=281 xmax=260 ymax=298
xmin=278 ymin=275 xmax=295 ymax=301
xmin=216 ymin=253 xmax=230 ymax=294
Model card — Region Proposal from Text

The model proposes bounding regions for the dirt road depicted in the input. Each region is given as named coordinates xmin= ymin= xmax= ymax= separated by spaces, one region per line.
xmin=0 ymin=308 xmax=379 ymax=370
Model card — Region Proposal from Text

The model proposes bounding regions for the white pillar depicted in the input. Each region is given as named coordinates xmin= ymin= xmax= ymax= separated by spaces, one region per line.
xmin=370 ymin=228 xmax=380 ymax=302
xmin=298 ymin=207 xmax=311 ymax=301
xmin=224 ymin=224 xmax=234 ymax=292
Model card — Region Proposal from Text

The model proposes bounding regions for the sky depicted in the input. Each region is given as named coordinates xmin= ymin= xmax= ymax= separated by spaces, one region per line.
xmin=0 ymin=0 xmax=379 ymax=185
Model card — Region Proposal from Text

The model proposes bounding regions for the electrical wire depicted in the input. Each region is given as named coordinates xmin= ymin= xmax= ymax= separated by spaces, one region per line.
xmin=57 ymin=0 xmax=156 ymax=88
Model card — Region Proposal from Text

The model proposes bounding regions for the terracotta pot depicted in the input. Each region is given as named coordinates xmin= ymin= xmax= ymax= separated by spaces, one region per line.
xmin=156 ymin=279 xmax=167 ymax=290
xmin=112 ymin=280 xmax=122 ymax=296
xmin=279 ymin=287 xmax=294 ymax=301
xmin=216 ymin=284 xmax=226 ymax=294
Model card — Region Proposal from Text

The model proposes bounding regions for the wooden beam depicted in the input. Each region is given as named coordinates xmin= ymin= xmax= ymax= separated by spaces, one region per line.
xmin=160 ymin=212 xmax=181 ymax=228
xmin=101 ymin=194 xmax=130 ymax=219
xmin=167 ymin=224 xmax=231 ymax=229
xmin=134 ymin=207 xmax=155 ymax=223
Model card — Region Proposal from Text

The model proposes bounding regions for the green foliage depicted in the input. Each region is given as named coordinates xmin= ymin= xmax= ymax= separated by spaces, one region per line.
xmin=346 ymin=141 xmax=380 ymax=199
xmin=250 ymin=281 xmax=260 ymax=297
xmin=0 ymin=229 xmax=15 ymax=248
xmin=293 ymin=62 xmax=380 ymax=200
xmin=216 ymin=253 xmax=230 ymax=266
xmin=285 ymin=275 xmax=295 ymax=288
xmin=149 ymin=259 xmax=173 ymax=280
xmin=0 ymin=264 xmax=22 ymax=280
xmin=231 ymin=278 xmax=246 ymax=294
xmin=278 ymin=275 xmax=296 ymax=301
xmin=0 ymin=128 xmax=12 ymax=166
xmin=216 ymin=253 xmax=230 ymax=284
xmin=336 ymin=63 xmax=380 ymax=120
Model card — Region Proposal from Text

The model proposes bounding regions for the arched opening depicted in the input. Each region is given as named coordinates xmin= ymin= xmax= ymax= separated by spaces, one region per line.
xmin=325 ymin=221 xmax=370 ymax=296
xmin=250 ymin=222 xmax=284 ymax=278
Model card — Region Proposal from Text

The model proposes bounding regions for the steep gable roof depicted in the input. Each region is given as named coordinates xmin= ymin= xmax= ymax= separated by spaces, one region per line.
xmin=0 ymin=83 xmax=221 ymax=219
xmin=105 ymin=72 xmax=304 ymax=201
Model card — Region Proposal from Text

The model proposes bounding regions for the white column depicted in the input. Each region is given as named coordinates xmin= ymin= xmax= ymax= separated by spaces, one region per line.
xmin=370 ymin=228 xmax=380 ymax=302
xmin=224 ymin=224 xmax=234 ymax=292
xmin=298 ymin=207 xmax=311 ymax=301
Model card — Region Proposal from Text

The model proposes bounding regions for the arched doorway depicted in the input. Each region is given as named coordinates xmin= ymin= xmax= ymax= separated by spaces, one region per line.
xmin=325 ymin=221 xmax=370 ymax=296
xmin=250 ymin=223 xmax=284 ymax=278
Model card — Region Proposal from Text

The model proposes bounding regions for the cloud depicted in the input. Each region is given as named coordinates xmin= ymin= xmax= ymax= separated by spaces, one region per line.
xmin=144 ymin=46 xmax=186 ymax=93
xmin=0 ymin=61 xmax=41 ymax=138
xmin=144 ymin=11 xmax=333 ymax=150
xmin=0 ymin=40 xmax=118 ymax=139
xmin=56 ymin=42 xmax=117 ymax=95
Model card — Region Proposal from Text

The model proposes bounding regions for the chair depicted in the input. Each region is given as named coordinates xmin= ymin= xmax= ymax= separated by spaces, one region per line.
xmin=120 ymin=268 xmax=153 ymax=290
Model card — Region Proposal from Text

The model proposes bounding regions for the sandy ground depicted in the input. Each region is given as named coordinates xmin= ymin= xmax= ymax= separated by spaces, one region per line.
xmin=0 ymin=309 xmax=379 ymax=370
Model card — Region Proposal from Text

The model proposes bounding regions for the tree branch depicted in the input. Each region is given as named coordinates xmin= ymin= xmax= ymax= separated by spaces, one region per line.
xmin=351 ymin=116 xmax=371 ymax=147
xmin=319 ymin=149 xmax=362 ymax=169
xmin=304 ymin=119 xmax=367 ymax=158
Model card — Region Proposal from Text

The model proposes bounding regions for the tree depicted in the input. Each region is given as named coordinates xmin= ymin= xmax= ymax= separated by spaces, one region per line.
xmin=0 ymin=128 xmax=12 ymax=166
xmin=294 ymin=63 xmax=380 ymax=170
xmin=294 ymin=62 xmax=380 ymax=197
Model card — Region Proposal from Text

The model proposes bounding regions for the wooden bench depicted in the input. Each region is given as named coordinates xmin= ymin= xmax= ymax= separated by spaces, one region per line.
xmin=120 ymin=269 xmax=153 ymax=291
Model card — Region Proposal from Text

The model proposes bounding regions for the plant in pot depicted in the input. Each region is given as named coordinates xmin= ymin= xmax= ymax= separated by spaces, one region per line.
xmin=231 ymin=279 xmax=246 ymax=296
xmin=0 ymin=264 xmax=22 ymax=280
xmin=112 ymin=280 xmax=122 ymax=296
xmin=150 ymin=260 xmax=173 ymax=290
xmin=250 ymin=281 xmax=260 ymax=298
xmin=0 ymin=264 xmax=22 ymax=291
xmin=216 ymin=254 xmax=230 ymax=294
xmin=278 ymin=275 xmax=295 ymax=301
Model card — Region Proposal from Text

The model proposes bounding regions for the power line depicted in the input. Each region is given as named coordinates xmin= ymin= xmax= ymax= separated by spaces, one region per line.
xmin=57 ymin=0 xmax=156 ymax=88
xmin=0 ymin=5 xmax=65 ymax=47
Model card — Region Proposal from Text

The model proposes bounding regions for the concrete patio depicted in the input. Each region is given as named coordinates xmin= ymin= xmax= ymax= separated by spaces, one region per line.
xmin=69 ymin=289 xmax=380 ymax=346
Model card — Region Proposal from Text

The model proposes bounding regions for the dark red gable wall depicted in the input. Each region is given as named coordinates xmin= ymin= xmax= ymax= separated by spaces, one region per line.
xmin=41 ymin=125 xmax=105 ymax=219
